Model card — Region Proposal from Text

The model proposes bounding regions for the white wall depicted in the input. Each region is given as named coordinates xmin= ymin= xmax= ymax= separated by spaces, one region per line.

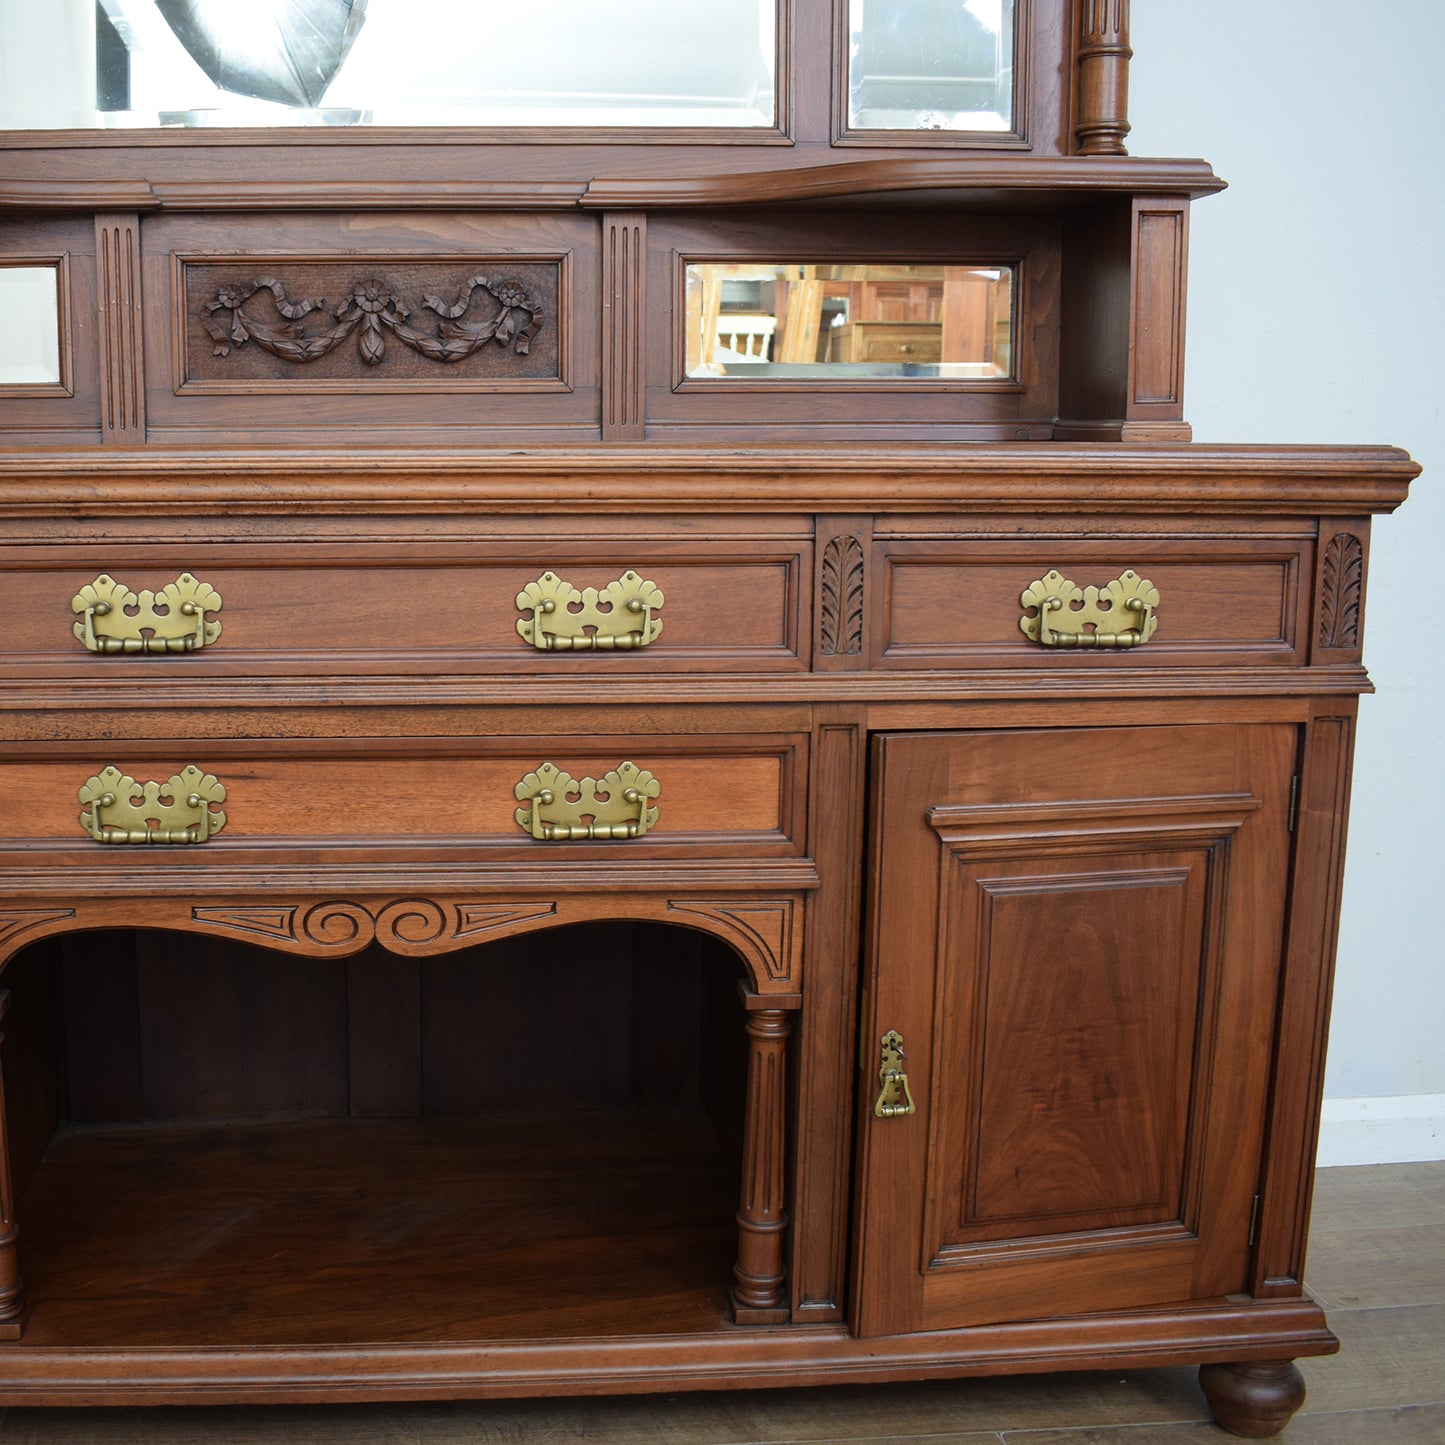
xmin=1129 ymin=4 xmax=1445 ymax=1163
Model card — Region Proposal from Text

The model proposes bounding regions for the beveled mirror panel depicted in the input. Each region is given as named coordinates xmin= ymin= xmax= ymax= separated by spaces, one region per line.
xmin=0 ymin=0 xmax=776 ymax=130
xmin=847 ymin=0 xmax=1015 ymax=133
xmin=685 ymin=263 xmax=1014 ymax=380
xmin=0 ymin=263 xmax=63 ymax=386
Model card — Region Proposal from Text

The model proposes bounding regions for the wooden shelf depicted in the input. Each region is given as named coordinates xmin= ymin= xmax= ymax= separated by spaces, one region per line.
xmin=16 ymin=1110 xmax=740 ymax=1348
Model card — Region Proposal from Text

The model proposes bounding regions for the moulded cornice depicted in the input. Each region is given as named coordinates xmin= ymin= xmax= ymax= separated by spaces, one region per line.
xmin=0 ymin=445 xmax=1416 ymax=517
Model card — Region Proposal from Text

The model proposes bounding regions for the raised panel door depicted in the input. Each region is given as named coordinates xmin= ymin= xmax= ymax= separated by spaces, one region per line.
xmin=852 ymin=723 xmax=1295 ymax=1337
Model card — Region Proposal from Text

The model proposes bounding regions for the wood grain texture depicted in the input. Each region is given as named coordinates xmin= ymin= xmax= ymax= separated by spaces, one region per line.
xmin=0 ymin=541 xmax=810 ymax=674
xmin=14 ymin=1112 xmax=741 ymax=1348
xmin=181 ymin=261 xmax=558 ymax=387
xmin=1074 ymin=0 xmax=1133 ymax=156
xmin=1127 ymin=197 xmax=1189 ymax=433
xmin=94 ymin=214 xmax=145 ymax=442
xmin=0 ymin=16 xmax=1420 ymax=1413
xmin=1252 ymin=709 xmax=1358 ymax=1297
xmin=0 ymin=445 xmax=1416 ymax=517
xmin=854 ymin=724 xmax=1295 ymax=1338
xmin=732 ymin=1007 xmax=792 ymax=1322
xmin=601 ymin=212 xmax=645 ymax=440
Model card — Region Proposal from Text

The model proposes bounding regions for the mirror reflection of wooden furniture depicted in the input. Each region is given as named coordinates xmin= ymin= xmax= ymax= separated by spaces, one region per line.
xmin=0 ymin=1 xmax=1417 ymax=1437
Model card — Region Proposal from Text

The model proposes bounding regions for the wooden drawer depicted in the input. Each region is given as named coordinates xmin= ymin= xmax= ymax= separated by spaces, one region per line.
xmin=829 ymin=322 xmax=943 ymax=364
xmin=0 ymin=539 xmax=809 ymax=677
xmin=875 ymin=538 xmax=1310 ymax=668
xmin=0 ymin=735 xmax=806 ymax=860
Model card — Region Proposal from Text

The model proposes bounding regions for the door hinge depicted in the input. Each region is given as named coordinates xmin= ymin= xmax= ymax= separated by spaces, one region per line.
xmin=1248 ymin=1193 xmax=1261 ymax=1248
xmin=1287 ymin=774 xmax=1299 ymax=833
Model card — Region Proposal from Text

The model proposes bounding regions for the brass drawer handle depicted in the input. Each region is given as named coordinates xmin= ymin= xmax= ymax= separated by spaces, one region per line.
xmin=874 ymin=1030 xmax=917 ymax=1118
xmin=1019 ymin=569 xmax=1160 ymax=649
xmin=514 ymin=761 xmax=660 ymax=841
xmin=72 ymin=573 xmax=223 ymax=653
xmin=78 ymin=765 xmax=227 ymax=844
xmin=516 ymin=570 xmax=663 ymax=651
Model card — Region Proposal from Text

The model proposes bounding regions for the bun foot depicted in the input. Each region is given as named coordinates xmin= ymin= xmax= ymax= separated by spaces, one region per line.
xmin=1199 ymin=1360 xmax=1306 ymax=1437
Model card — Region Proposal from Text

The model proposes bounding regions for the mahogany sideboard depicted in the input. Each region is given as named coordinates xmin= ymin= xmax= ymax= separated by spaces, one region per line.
xmin=0 ymin=2 xmax=1418 ymax=1434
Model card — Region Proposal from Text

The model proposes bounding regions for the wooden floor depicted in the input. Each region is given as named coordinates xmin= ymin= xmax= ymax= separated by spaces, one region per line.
xmin=0 ymin=1160 xmax=1440 ymax=1442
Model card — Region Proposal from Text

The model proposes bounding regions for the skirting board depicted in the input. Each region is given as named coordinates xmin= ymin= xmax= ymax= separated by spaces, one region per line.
xmin=1317 ymin=1094 xmax=1445 ymax=1167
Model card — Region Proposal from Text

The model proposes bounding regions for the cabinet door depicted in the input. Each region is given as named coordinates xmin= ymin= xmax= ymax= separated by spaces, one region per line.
xmin=852 ymin=724 xmax=1295 ymax=1337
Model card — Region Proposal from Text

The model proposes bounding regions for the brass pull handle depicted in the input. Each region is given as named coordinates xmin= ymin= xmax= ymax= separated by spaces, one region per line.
xmin=78 ymin=765 xmax=227 ymax=844
xmin=1019 ymin=569 xmax=1160 ymax=649
xmin=516 ymin=570 xmax=664 ymax=651
xmin=72 ymin=573 xmax=223 ymax=653
xmin=514 ymin=761 xmax=660 ymax=841
xmin=874 ymin=1029 xmax=917 ymax=1118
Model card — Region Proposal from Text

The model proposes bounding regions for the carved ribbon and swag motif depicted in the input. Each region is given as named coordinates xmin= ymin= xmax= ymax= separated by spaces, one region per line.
xmin=200 ymin=273 xmax=545 ymax=368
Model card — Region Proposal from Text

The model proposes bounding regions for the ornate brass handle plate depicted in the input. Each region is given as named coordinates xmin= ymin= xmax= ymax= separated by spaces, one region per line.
xmin=515 ymin=570 xmax=663 ymax=651
xmin=72 ymin=573 xmax=223 ymax=653
xmin=1019 ymin=569 xmax=1160 ymax=649
xmin=78 ymin=765 xmax=227 ymax=844
xmin=514 ymin=760 xmax=660 ymax=841
xmin=873 ymin=1029 xmax=917 ymax=1118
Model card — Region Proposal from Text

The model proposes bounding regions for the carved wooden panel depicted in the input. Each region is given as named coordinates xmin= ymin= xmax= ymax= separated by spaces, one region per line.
xmin=1318 ymin=532 xmax=1363 ymax=650
xmin=819 ymin=535 xmax=865 ymax=657
xmin=601 ymin=212 xmax=645 ymax=441
xmin=191 ymin=899 xmax=560 ymax=956
xmin=0 ymin=909 xmax=76 ymax=962
xmin=667 ymin=898 xmax=800 ymax=987
xmin=179 ymin=258 xmax=562 ymax=389
xmin=933 ymin=843 xmax=1215 ymax=1246
xmin=95 ymin=214 xmax=145 ymax=440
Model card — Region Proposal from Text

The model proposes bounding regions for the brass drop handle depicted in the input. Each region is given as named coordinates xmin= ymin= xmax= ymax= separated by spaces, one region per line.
xmin=1019 ymin=569 xmax=1160 ymax=649
xmin=72 ymin=573 xmax=223 ymax=653
xmin=514 ymin=761 xmax=660 ymax=841
xmin=874 ymin=1030 xmax=917 ymax=1118
xmin=516 ymin=570 xmax=664 ymax=651
xmin=78 ymin=765 xmax=227 ymax=844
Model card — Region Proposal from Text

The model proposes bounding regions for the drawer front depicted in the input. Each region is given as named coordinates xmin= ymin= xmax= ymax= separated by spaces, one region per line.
xmin=0 ymin=541 xmax=809 ymax=676
xmin=0 ymin=736 xmax=806 ymax=859
xmin=876 ymin=539 xmax=1309 ymax=668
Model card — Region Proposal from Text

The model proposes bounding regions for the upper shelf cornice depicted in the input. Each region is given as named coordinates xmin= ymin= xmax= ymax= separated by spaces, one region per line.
xmin=0 ymin=156 xmax=1223 ymax=215
xmin=579 ymin=158 xmax=1226 ymax=208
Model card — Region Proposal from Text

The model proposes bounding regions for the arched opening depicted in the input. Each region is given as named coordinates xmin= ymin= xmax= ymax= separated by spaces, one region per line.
xmin=0 ymin=919 xmax=765 ymax=1347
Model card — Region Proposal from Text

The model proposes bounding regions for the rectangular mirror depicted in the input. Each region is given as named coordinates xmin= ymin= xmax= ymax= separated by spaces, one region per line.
xmin=0 ymin=0 xmax=776 ymax=129
xmin=684 ymin=263 xmax=1014 ymax=380
xmin=0 ymin=263 xmax=63 ymax=385
xmin=847 ymin=0 xmax=1015 ymax=134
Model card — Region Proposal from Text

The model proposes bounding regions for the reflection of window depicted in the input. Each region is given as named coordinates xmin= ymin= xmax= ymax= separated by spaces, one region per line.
xmin=848 ymin=0 xmax=1015 ymax=132
xmin=0 ymin=0 xmax=777 ymax=129
xmin=0 ymin=264 xmax=63 ymax=386
xmin=685 ymin=264 xmax=1014 ymax=381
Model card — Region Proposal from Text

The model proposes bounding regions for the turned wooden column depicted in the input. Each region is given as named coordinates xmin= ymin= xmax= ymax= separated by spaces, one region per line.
xmin=1075 ymin=0 xmax=1132 ymax=155
xmin=732 ymin=1000 xmax=792 ymax=1324
xmin=0 ymin=992 xmax=27 ymax=1338
xmin=1199 ymin=1361 xmax=1307 ymax=1438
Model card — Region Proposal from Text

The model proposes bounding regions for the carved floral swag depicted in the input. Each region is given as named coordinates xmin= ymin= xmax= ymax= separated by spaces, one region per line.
xmin=200 ymin=273 xmax=544 ymax=367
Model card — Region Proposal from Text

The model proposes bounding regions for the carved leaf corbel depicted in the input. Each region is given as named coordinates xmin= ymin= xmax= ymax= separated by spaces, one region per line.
xmin=1320 ymin=533 xmax=1364 ymax=649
